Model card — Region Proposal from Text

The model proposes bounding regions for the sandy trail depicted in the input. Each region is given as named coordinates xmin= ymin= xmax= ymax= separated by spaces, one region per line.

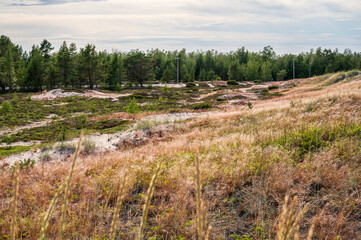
xmin=31 ymin=89 xmax=132 ymax=101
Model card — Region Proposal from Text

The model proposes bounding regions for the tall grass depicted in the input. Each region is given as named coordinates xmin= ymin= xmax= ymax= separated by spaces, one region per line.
xmin=109 ymin=172 xmax=128 ymax=240
xmin=276 ymin=194 xmax=313 ymax=240
xmin=40 ymin=130 xmax=83 ymax=240
xmin=137 ymin=163 xmax=162 ymax=240
xmin=60 ymin=130 xmax=84 ymax=238
xmin=195 ymin=155 xmax=211 ymax=240
xmin=10 ymin=162 xmax=19 ymax=240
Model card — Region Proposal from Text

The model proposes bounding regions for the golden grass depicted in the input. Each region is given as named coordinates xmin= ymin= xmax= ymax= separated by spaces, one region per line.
xmin=276 ymin=194 xmax=311 ymax=240
xmin=109 ymin=172 xmax=127 ymax=240
xmin=1 ymin=73 xmax=361 ymax=239
xmin=137 ymin=163 xmax=162 ymax=240
xmin=10 ymin=162 xmax=19 ymax=240
xmin=40 ymin=130 xmax=83 ymax=240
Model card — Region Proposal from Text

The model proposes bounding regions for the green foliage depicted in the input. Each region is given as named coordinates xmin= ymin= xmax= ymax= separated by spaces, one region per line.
xmin=227 ymin=80 xmax=239 ymax=85
xmin=274 ymin=124 xmax=361 ymax=161
xmin=268 ymin=85 xmax=279 ymax=90
xmin=115 ymin=83 xmax=123 ymax=91
xmin=277 ymin=70 xmax=287 ymax=81
xmin=162 ymin=84 xmax=168 ymax=94
xmin=0 ymin=146 xmax=31 ymax=158
xmin=1 ymin=34 xmax=361 ymax=93
xmin=186 ymin=82 xmax=196 ymax=87
xmin=247 ymin=102 xmax=253 ymax=109
xmin=126 ymin=97 xmax=140 ymax=114
xmin=1 ymin=101 xmax=12 ymax=112
xmin=83 ymin=139 xmax=96 ymax=154
xmin=10 ymin=158 xmax=35 ymax=170
xmin=19 ymin=158 xmax=35 ymax=169
xmin=198 ymin=69 xmax=207 ymax=81
xmin=124 ymin=51 xmax=154 ymax=87
xmin=190 ymin=102 xmax=212 ymax=110
xmin=346 ymin=70 xmax=360 ymax=78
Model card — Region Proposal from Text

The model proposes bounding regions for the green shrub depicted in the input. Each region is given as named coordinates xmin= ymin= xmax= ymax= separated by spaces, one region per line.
xmin=260 ymin=89 xmax=270 ymax=96
xmin=268 ymin=85 xmax=279 ymax=90
xmin=186 ymin=82 xmax=197 ymax=87
xmin=0 ymin=146 xmax=31 ymax=158
xmin=18 ymin=159 xmax=35 ymax=170
xmin=126 ymin=82 xmax=133 ymax=88
xmin=1 ymin=101 xmax=12 ymax=113
xmin=277 ymin=70 xmax=287 ymax=81
xmin=162 ymin=84 xmax=169 ymax=94
xmin=247 ymin=102 xmax=253 ymax=109
xmin=346 ymin=70 xmax=361 ymax=78
xmin=325 ymin=73 xmax=346 ymax=86
xmin=227 ymin=80 xmax=238 ymax=85
xmin=190 ymin=102 xmax=212 ymax=110
xmin=126 ymin=97 xmax=140 ymax=114
xmin=274 ymin=124 xmax=361 ymax=161
xmin=115 ymin=83 xmax=123 ymax=91
xmin=84 ymin=139 xmax=96 ymax=154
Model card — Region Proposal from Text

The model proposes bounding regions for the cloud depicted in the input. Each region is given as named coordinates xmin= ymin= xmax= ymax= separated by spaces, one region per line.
xmin=10 ymin=0 xmax=103 ymax=6
xmin=1 ymin=0 xmax=361 ymax=53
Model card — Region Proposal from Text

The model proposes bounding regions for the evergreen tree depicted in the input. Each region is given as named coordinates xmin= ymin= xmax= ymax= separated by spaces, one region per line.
xmin=25 ymin=46 xmax=44 ymax=91
xmin=79 ymin=44 xmax=99 ymax=89
xmin=57 ymin=41 xmax=71 ymax=87
xmin=124 ymin=51 xmax=154 ymax=87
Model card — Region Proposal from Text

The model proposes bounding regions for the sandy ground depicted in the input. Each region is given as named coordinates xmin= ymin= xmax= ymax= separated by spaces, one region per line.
xmin=146 ymin=83 xmax=186 ymax=88
xmin=31 ymin=89 xmax=132 ymax=101
xmin=1 ymin=112 xmax=210 ymax=167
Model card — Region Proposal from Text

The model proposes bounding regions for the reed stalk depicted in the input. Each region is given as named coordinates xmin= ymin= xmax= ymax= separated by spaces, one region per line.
xmin=10 ymin=162 xmax=20 ymax=240
xmin=109 ymin=172 xmax=128 ymax=240
xmin=195 ymin=155 xmax=204 ymax=240
xmin=137 ymin=163 xmax=161 ymax=240
xmin=40 ymin=131 xmax=83 ymax=240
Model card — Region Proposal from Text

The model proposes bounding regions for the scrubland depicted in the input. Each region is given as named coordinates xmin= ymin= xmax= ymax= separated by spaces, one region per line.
xmin=1 ymin=72 xmax=361 ymax=239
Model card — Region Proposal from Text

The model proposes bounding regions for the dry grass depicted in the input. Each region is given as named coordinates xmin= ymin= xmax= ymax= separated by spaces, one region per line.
xmin=40 ymin=130 xmax=83 ymax=240
xmin=137 ymin=163 xmax=162 ymax=240
xmin=109 ymin=172 xmax=128 ymax=240
xmin=1 ymin=73 xmax=361 ymax=239
xmin=10 ymin=162 xmax=19 ymax=240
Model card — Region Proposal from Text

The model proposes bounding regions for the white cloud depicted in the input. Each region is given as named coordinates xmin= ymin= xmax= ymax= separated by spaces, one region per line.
xmin=0 ymin=0 xmax=360 ymax=53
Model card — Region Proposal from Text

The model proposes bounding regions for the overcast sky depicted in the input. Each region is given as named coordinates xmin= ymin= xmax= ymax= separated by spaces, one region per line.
xmin=1 ymin=0 xmax=361 ymax=54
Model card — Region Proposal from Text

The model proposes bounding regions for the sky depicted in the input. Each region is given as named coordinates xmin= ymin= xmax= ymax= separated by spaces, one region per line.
xmin=1 ymin=0 xmax=361 ymax=54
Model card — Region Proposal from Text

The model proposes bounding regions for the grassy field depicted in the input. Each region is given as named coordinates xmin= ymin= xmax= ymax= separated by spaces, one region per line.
xmin=1 ymin=72 xmax=361 ymax=239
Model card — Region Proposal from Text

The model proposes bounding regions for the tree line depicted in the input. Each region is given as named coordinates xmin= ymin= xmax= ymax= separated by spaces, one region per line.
xmin=0 ymin=35 xmax=361 ymax=92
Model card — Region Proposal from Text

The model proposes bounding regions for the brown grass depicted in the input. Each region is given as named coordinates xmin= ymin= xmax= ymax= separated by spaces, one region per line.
xmin=1 ymin=74 xmax=361 ymax=239
xmin=10 ymin=162 xmax=19 ymax=240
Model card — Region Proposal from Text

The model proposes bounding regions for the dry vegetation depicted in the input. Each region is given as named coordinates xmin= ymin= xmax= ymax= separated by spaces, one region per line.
xmin=1 ymin=73 xmax=361 ymax=239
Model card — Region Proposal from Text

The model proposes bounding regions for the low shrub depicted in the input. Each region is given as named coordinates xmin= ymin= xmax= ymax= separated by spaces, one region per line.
xmin=1 ymin=101 xmax=12 ymax=113
xmin=346 ymin=70 xmax=361 ymax=78
xmin=227 ymin=80 xmax=238 ymax=85
xmin=186 ymin=82 xmax=196 ymax=87
xmin=190 ymin=102 xmax=212 ymax=110
xmin=115 ymin=83 xmax=123 ymax=91
xmin=268 ymin=85 xmax=279 ymax=90
xmin=126 ymin=97 xmax=140 ymax=114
